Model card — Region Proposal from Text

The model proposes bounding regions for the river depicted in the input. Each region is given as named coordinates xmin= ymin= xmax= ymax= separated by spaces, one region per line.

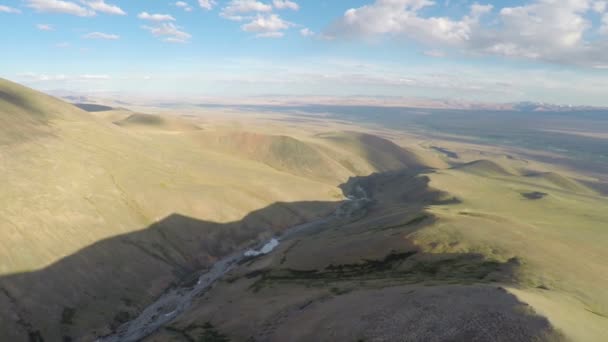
xmin=97 ymin=188 xmax=369 ymax=342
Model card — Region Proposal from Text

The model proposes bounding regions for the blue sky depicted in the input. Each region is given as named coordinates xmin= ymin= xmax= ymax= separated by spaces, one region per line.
xmin=1 ymin=0 xmax=608 ymax=105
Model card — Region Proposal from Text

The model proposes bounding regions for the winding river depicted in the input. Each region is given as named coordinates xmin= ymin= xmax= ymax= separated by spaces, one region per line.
xmin=97 ymin=188 xmax=369 ymax=342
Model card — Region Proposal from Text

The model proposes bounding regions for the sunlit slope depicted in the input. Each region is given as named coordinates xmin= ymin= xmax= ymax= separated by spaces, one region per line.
xmin=0 ymin=78 xmax=93 ymax=144
xmin=0 ymin=79 xmax=447 ymax=341
xmin=145 ymin=167 xmax=565 ymax=342
xmin=191 ymin=130 xmax=440 ymax=184
xmin=524 ymin=171 xmax=596 ymax=195
xmin=316 ymin=131 xmax=447 ymax=173
xmin=455 ymin=159 xmax=515 ymax=177
xmin=416 ymin=161 xmax=608 ymax=341
xmin=0 ymin=80 xmax=347 ymax=340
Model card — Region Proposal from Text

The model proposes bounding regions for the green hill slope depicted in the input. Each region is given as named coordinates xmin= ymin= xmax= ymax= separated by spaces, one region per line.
xmin=0 ymin=78 xmax=91 ymax=144
xmin=0 ymin=79 xmax=345 ymax=341
xmin=454 ymin=159 xmax=514 ymax=177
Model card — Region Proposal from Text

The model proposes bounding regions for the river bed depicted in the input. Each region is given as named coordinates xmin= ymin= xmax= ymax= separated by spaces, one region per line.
xmin=97 ymin=190 xmax=369 ymax=342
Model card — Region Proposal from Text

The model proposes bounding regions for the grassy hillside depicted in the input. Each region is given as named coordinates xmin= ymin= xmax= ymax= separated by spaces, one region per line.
xmin=455 ymin=159 xmax=515 ymax=177
xmin=419 ymin=165 xmax=608 ymax=341
xmin=0 ymin=78 xmax=92 ymax=144
xmin=2 ymin=79 xmax=606 ymax=341
xmin=0 ymin=79 xmax=442 ymax=341
xmin=0 ymin=79 xmax=345 ymax=340
xmin=145 ymin=169 xmax=569 ymax=342
xmin=316 ymin=131 xmax=436 ymax=172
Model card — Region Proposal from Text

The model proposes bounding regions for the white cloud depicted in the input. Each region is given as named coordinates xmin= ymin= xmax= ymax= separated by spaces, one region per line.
xmin=331 ymin=0 xmax=608 ymax=68
xmin=55 ymin=42 xmax=70 ymax=48
xmin=221 ymin=0 xmax=272 ymax=20
xmin=36 ymin=24 xmax=54 ymax=31
xmin=0 ymin=5 xmax=21 ymax=13
xmin=18 ymin=73 xmax=68 ymax=81
xmin=143 ymin=23 xmax=192 ymax=43
xmin=300 ymin=28 xmax=314 ymax=37
xmin=242 ymin=13 xmax=292 ymax=37
xmin=198 ymin=0 xmax=216 ymax=10
xmin=138 ymin=12 xmax=176 ymax=21
xmin=17 ymin=72 xmax=111 ymax=82
xmin=83 ymin=32 xmax=120 ymax=40
xmin=79 ymin=74 xmax=111 ymax=80
xmin=601 ymin=13 xmax=608 ymax=34
xmin=336 ymin=0 xmax=486 ymax=45
xmin=83 ymin=0 xmax=125 ymax=15
xmin=273 ymin=0 xmax=298 ymax=11
xmin=175 ymin=1 xmax=193 ymax=12
xmin=593 ymin=1 xmax=607 ymax=13
xmin=26 ymin=0 xmax=95 ymax=16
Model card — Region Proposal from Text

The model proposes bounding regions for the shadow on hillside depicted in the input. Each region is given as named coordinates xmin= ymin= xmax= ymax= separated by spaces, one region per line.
xmin=0 ymin=169 xmax=560 ymax=342
xmin=74 ymin=103 xmax=114 ymax=112
xmin=0 ymin=88 xmax=47 ymax=118
xmin=0 ymin=198 xmax=338 ymax=342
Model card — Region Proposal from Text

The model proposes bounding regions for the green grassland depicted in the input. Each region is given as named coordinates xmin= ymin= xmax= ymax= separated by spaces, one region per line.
xmin=1 ymin=78 xmax=607 ymax=341
xmin=0 ymin=78 xmax=442 ymax=341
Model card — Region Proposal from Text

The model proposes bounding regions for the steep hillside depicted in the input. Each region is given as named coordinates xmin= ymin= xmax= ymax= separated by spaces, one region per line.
xmin=454 ymin=159 xmax=515 ymax=177
xmin=0 ymin=80 xmax=345 ymax=341
xmin=0 ymin=78 xmax=91 ymax=144
xmin=1 ymin=79 xmax=456 ymax=341
xmin=316 ymin=131 xmax=432 ymax=172
xmin=525 ymin=171 xmax=595 ymax=194
xmin=193 ymin=131 xmax=349 ymax=183
xmin=2 ymin=79 xmax=604 ymax=342
xmin=143 ymin=170 xmax=570 ymax=342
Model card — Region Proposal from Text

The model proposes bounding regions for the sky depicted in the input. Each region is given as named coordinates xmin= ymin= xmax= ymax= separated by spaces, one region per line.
xmin=1 ymin=0 xmax=608 ymax=105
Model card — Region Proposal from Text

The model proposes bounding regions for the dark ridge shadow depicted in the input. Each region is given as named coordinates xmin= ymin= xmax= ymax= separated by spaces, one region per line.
xmin=522 ymin=191 xmax=549 ymax=200
xmin=163 ymin=170 xmax=564 ymax=342
xmin=580 ymin=179 xmax=608 ymax=196
xmin=0 ymin=170 xmax=555 ymax=342
xmin=0 ymin=89 xmax=46 ymax=118
xmin=74 ymin=103 xmax=115 ymax=112
xmin=340 ymin=169 xmax=461 ymax=206
xmin=0 ymin=200 xmax=337 ymax=342
xmin=430 ymin=145 xmax=459 ymax=159
xmin=247 ymin=284 xmax=565 ymax=342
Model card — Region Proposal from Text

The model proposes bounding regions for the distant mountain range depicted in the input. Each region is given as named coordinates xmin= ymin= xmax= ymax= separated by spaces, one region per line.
xmin=46 ymin=89 xmax=608 ymax=112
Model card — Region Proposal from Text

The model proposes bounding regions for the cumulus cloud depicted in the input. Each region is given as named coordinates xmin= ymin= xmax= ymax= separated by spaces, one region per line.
xmin=300 ymin=28 xmax=314 ymax=37
xmin=0 ymin=5 xmax=21 ymax=13
xmin=26 ymin=0 xmax=95 ymax=16
xmin=593 ymin=1 xmax=607 ymax=13
xmin=273 ymin=0 xmax=298 ymax=11
xmin=83 ymin=32 xmax=120 ymax=40
xmin=83 ymin=0 xmax=125 ymax=15
xmin=143 ymin=23 xmax=192 ymax=43
xmin=175 ymin=1 xmax=193 ymax=12
xmin=221 ymin=0 xmax=272 ymax=20
xmin=242 ymin=13 xmax=292 ymax=37
xmin=138 ymin=12 xmax=176 ymax=21
xmin=334 ymin=0 xmax=488 ymax=45
xmin=36 ymin=24 xmax=54 ymax=31
xmin=331 ymin=0 xmax=608 ymax=68
xmin=198 ymin=0 xmax=216 ymax=10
